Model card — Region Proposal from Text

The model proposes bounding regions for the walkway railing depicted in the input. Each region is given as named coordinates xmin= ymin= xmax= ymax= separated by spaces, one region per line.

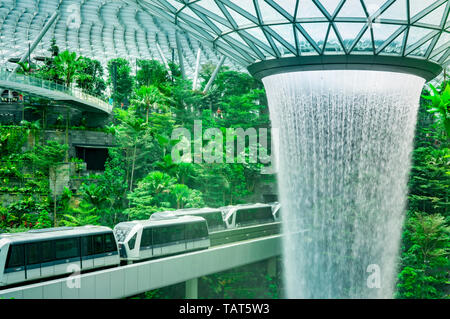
xmin=0 ymin=68 xmax=112 ymax=114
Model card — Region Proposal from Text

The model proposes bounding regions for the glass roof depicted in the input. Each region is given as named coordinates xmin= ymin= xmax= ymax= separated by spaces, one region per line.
xmin=0 ymin=0 xmax=448 ymax=84
xmin=140 ymin=0 xmax=450 ymax=81
xmin=0 ymin=0 xmax=244 ymax=76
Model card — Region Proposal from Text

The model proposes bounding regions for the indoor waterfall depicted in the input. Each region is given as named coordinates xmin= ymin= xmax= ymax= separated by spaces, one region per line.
xmin=263 ymin=70 xmax=425 ymax=298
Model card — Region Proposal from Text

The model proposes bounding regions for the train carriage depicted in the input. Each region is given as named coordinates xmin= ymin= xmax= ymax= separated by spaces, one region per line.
xmin=0 ymin=203 xmax=281 ymax=288
xmin=222 ymin=203 xmax=276 ymax=228
xmin=114 ymin=215 xmax=209 ymax=262
xmin=164 ymin=207 xmax=226 ymax=232
xmin=0 ymin=226 xmax=119 ymax=287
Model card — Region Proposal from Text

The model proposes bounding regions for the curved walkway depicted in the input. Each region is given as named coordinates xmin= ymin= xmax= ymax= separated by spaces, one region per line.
xmin=0 ymin=68 xmax=112 ymax=114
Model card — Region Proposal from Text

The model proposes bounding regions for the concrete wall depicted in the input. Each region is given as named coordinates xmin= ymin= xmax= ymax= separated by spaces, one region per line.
xmin=49 ymin=163 xmax=70 ymax=196
xmin=0 ymin=102 xmax=112 ymax=128
xmin=44 ymin=129 xmax=115 ymax=160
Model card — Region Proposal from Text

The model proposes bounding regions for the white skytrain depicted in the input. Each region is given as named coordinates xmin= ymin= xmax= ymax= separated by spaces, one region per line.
xmin=114 ymin=215 xmax=210 ymax=263
xmin=0 ymin=226 xmax=119 ymax=287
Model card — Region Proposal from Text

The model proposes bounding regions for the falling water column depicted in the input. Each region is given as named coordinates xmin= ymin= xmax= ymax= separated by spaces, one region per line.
xmin=262 ymin=70 xmax=425 ymax=298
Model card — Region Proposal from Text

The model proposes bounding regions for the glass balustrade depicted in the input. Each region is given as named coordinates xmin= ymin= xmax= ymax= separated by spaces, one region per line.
xmin=0 ymin=68 xmax=112 ymax=113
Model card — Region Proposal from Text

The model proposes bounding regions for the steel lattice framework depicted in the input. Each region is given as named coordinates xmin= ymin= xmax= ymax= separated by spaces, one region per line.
xmin=139 ymin=0 xmax=450 ymax=82
xmin=0 ymin=0 xmax=448 ymax=83
xmin=0 ymin=0 xmax=243 ymax=76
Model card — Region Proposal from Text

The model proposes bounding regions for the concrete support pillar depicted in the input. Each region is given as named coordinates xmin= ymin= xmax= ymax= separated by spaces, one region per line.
xmin=156 ymin=41 xmax=171 ymax=77
xmin=185 ymin=277 xmax=198 ymax=299
xmin=202 ymin=56 xmax=226 ymax=94
xmin=9 ymin=10 xmax=59 ymax=79
xmin=175 ymin=31 xmax=186 ymax=79
xmin=267 ymin=257 xmax=277 ymax=278
xmin=192 ymin=48 xmax=201 ymax=90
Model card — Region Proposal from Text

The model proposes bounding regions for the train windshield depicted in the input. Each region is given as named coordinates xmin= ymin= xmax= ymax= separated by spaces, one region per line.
xmin=114 ymin=223 xmax=135 ymax=242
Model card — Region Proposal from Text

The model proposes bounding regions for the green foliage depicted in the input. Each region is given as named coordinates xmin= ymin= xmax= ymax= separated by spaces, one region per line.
xmin=396 ymin=83 xmax=449 ymax=299
xmin=35 ymin=210 xmax=52 ymax=229
xmin=23 ymin=97 xmax=54 ymax=131
xmin=94 ymin=155 xmax=129 ymax=226
xmin=0 ymin=161 xmax=23 ymax=180
xmin=422 ymin=83 xmax=450 ymax=138
xmin=396 ymin=213 xmax=449 ymax=299
xmin=2 ymin=196 xmax=50 ymax=229
xmin=26 ymin=140 xmax=68 ymax=175
xmin=196 ymin=163 xmax=250 ymax=207
xmin=132 ymin=85 xmax=170 ymax=123
xmin=76 ymin=57 xmax=106 ymax=97
xmin=53 ymin=50 xmax=84 ymax=87
xmin=198 ymin=260 xmax=281 ymax=299
xmin=107 ymin=58 xmax=134 ymax=106
xmin=60 ymin=201 xmax=100 ymax=227
xmin=16 ymin=61 xmax=34 ymax=75
xmin=136 ymin=59 xmax=169 ymax=88
xmin=125 ymin=171 xmax=204 ymax=219
xmin=113 ymin=108 xmax=163 ymax=191
xmin=0 ymin=126 xmax=27 ymax=157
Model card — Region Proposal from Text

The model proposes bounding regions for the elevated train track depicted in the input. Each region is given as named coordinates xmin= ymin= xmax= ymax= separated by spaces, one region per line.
xmin=0 ymin=233 xmax=282 ymax=299
xmin=0 ymin=203 xmax=282 ymax=298
xmin=209 ymin=222 xmax=281 ymax=247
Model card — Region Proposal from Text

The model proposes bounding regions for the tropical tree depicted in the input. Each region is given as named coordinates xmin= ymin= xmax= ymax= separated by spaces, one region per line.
xmin=113 ymin=108 xmax=161 ymax=191
xmin=107 ymin=58 xmax=134 ymax=107
xmin=422 ymin=83 xmax=450 ymax=138
xmin=25 ymin=140 xmax=68 ymax=226
xmin=396 ymin=83 xmax=450 ymax=299
xmin=136 ymin=59 xmax=168 ymax=88
xmin=125 ymin=171 xmax=204 ymax=219
xmin=396 ymin=213 xmax=449 ymax=299
xmin=76 ymin=57 xmax=106 ymax=97
xmin=53 ymin=50 xmax=84 ymax=87
xmin=60 ymin=201 xmax=100 ymax=226
xmin=132 ymin=85 xmax=169 ymax=123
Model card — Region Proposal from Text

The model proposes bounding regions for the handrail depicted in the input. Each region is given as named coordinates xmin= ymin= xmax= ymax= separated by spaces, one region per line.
xmin=0 ymin=68 xmax=112 ymax=113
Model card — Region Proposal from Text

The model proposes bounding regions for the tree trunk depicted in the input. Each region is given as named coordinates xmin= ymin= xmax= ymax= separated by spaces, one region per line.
xmin=65 ymin=107 xmax=69 ymax=162
xmin=129 ymin=141 xmax=137 ymax=192
xmin=53 ymin=175 xmax=57 ymax=227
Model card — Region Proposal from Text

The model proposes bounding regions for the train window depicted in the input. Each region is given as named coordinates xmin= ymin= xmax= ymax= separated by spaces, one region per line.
xmin=81 ymin=236 xmax=93 ymax=256
xmin=236 ymin=207 xmax=273 ymax=225
xmin=104 ymin=233 xmax=116 ymax=252
xmin=41 ymin=241 xmax=54 ymax=262
xmin=93 ymin=235 xmax=104 ymax=254
xmin=128 ymin=233 xmax=137 ymax=250
xmin=152 ymin=227 xmax=173 ymax=245
xmin=55 ymin=238 xmax=79 ymax=259
xmin=140 ymin=229 xmax=152 ymax=248
xmin=198 ymin=213 xmax=223 ymax=230
xmin=186 ymin=222 xmax=208 ymax=240
xmin=152 ymin=227 xmax=163 ymax=245
xmin=6 ymin=244 xmax=24 ymax=269
xmin=185 ymin=224 xmax=195 ymax=240
xmin=169 ymin=225 xmax=185 ymax=242
xmin=198 ymin=223 xmax=208 ymax=238
xmin=26 ymin=242 xmax=41 ymax=265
